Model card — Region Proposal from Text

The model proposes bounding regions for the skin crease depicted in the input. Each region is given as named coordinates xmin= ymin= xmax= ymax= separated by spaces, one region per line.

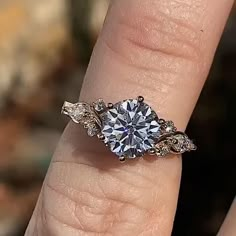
xmin=25 ymin=0 xmax=234 ymax=236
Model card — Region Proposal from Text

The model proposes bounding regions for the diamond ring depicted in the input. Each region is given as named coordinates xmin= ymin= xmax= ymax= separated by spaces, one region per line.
xmin=62 ymin=96 xmax=196 ymax=161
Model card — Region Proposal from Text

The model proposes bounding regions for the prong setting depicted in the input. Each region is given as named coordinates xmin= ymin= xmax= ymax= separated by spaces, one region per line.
xmin=148 ymin=148 xmax=156 ymax=155
xmin=107 ymin=103 xmax=114 ymax=109
xmin=119 ymin=156 xmax=126 ymax=162
xmin=97 ymin=133 xmax=105 ymax=141
xmin=158 ymin=119 xmax=165 ymax=124
xmin=137 ymin=96 xmax=144 ymax=103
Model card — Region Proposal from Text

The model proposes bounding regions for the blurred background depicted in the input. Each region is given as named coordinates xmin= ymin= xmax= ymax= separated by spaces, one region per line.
xmin=0 ymin=1 xmax=235 ymax=235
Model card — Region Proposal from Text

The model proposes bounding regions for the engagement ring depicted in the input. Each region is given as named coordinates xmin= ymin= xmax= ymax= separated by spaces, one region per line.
xmin=62 ymin=96 xmax=196 ymax=161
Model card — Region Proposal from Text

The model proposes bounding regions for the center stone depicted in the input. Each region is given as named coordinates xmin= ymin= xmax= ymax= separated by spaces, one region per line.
xmin=101 ymin=99 xmax=161 ymax=158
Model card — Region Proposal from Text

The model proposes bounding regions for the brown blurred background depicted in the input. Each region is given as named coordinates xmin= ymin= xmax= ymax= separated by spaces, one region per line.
xmin=0 ymin=1 xmax=235 ymax=236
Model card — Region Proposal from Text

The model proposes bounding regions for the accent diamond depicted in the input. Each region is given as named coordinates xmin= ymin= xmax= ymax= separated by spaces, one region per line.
xmin=87 ymin=124 xmax=100 ymax=137
xmin=155 ymin=141 xmax=171 ymax=157
xmin=160 ymin=120 xmax=176 ymax=134
xmin=101 ymin=99 xmax=161 ymax=158
xmin=62 ymin=101 xmax=102 ymax=133
xmin=62 ymin=102 xmax=91 ymax=123
xmin=93 ymin=99 xmax=107 ymax=113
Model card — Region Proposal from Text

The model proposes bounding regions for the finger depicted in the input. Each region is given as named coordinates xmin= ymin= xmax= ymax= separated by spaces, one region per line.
xmin=218 ymin=199 xmax=236 ymax=236
xmin=26 ymin=0 xmax=234 ymax=236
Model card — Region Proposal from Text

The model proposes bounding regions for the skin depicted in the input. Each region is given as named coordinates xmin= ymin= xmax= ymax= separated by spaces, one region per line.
xmin=218 ymin=200 xmax=236 ymax=236
xmin=25 ymin=0 xmax=235 ymax=235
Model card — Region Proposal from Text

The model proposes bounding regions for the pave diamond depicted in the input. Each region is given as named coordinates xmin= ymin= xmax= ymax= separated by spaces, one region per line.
xmin=101 ymin=99 xmax=161 ymax=158
xmin=93 ymin=99 xmax=107 ymax=113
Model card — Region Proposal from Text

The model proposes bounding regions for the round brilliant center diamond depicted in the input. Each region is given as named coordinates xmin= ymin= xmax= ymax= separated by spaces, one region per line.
xmin=101 ymin=99 xmax=161 ymax=158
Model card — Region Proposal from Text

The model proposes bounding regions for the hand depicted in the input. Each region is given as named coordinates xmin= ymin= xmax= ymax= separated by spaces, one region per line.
xmin=25 ymin=0 xmax=235 ymax=235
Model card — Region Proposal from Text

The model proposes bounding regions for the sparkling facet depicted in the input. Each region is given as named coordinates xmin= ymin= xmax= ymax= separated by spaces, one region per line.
xmin=101 ymin=99 xmax=160 ymax=158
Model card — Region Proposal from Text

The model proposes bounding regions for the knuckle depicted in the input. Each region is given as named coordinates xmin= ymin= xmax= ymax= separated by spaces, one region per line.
xmin=102 ymin=1 xmax=202 ymax=71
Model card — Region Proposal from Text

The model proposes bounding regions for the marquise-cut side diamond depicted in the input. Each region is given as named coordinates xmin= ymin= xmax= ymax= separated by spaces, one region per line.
xmin=71 ymin=104 xmax=89 ymax=122
xmin=101 ymin=99 xmax=161 ymax=158
xmin=169 ymin=133 xmax=197 ymax=153
xmin=62 ymin=102 xmax=92 ymax=123
xmin=62 ymin=101 xmax=101 ymax=136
